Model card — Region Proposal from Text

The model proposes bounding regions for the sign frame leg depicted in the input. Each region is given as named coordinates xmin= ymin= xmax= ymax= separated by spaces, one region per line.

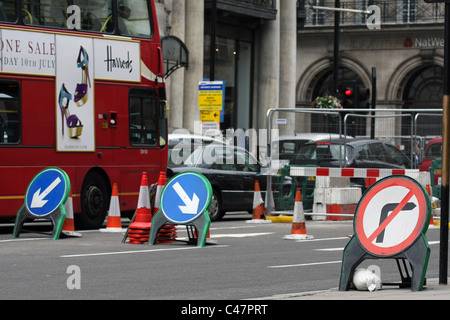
xmin=149 ymin=210 xmax=211 ymax=248
xmin=12 ymin=205 xmax=30 ymax=239
xmin=12 ymin=204 xmax=66 ymax=240
xmin=49 ymin=206 xmax=66 ymax=240
xmin=148 ymin=210 xmax=168 ymax=246
xmin=402 ymin=235 xmax=431 ymax=292
xmin=190 ymin=212 xmax=211 ymax=248
xmin=339 ymin=235 xmax=431 ymax=292
xmin=339 ymin=237 xmax=367 ymax=291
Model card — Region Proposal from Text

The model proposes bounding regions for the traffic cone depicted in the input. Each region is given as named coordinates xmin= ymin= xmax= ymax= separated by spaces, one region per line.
xmin=153 ymin=172 xmax=167 ymax=215
xmin=127 ymin=172 xmax=152 ymax=244
xmin=284 ymin=189 xmax=314 ymax=240
xmin=61 ymin=189 xmax=82 ymax=237
xmin=152 ymin=172 xmax=179 ymax=243
xmin=133 ymin=172 xmax=152 ymax=224
xmin=246 ymin=180 xmax=271 ymax=224
xmin=101 ymin=183 xmax=124 ymax=233
xmin=157 ymin=225 xmax=177 ymax=244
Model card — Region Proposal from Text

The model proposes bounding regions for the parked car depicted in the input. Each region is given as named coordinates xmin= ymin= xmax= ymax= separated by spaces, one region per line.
xmin=419 ymin=137 xmax=442 ymax=195
xmin=167 ymin=144 xmax=268 ymax=221
xmin=419 ymin=137 xmax=442 ymax=172
xmin=272 ymin=133 xmax=353 ymax=165
xmin=168 ymin=133 xmax=225 ymax=166
xmin=292 ymin=138 xmax=412 ymax=169
xmin=288 ymin=138 xmax=412 ymax=211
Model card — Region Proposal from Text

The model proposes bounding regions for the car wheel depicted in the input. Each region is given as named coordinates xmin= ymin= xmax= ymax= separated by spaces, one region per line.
xmin=208 ymin=189 xmax=225 ymax=221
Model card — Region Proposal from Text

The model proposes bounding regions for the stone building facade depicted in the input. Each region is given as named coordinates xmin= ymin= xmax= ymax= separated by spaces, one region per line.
xmin=298 ymin=0 xmax=445 ymax=138
xmin=156 ymin=0 xmax=445 ymax=138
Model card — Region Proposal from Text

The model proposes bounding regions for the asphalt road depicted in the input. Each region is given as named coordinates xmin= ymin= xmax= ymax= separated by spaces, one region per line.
xmin=0 ymin=213 xmax=444 ymax=301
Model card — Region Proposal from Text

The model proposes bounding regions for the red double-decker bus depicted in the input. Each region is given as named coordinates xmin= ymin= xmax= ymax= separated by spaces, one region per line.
xmin=0 ymin=0 xmax=168 ymax=229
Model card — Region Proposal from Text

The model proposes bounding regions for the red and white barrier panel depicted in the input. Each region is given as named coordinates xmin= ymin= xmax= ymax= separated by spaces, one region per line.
xmin=290 ymin=167 xmax=420 ymax=179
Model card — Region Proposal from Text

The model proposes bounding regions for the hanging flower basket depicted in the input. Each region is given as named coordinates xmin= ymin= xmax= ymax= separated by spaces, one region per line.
xmin=312 ymin=95 xmax=343 ymax=110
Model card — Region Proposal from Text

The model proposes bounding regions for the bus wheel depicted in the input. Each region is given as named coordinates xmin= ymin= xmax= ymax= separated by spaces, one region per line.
xmin=79 ymin=172 xmax=110 ymax=230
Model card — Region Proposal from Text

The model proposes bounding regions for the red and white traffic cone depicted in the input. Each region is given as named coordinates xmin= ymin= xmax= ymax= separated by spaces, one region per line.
xmin=134 ymin=172 xmax=152 ymax=223
xmin=61 ymin=189 xmax=82 ymax=237
xmin=154 ymin=171 xmax=167 ymax=215
xmin=246 ymin=180 xmax=271 ymax=224
xmin=101 ymin=183 xmax=124 ymax=233
xmin=128 ymin=172 xmax=152 ymax=244
xmin=153 ymin=171 xmax=178 ymax=243
xmin=284 ymin=189 xmax=314 ymax=240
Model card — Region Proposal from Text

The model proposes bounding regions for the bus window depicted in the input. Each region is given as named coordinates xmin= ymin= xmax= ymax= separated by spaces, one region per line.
xmin=117 ymin=0 xmax=152 ymax=37
xmin=22 ymin=0 xmax=69 ymax=28
xmin=0 ymin=82 xmax=20 ymax=144
xmin=0 ymin=1 xmax=17 ymax=23
xmin=74 ymin=0 xmax=112 ymax=32
xmin=129 ymin=89 xmax=159 ymax=146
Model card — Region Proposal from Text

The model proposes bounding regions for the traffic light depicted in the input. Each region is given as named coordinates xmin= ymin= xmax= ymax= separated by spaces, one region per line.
xmin=340 ymin=81 xmax=358 ymax=108
xmin=357 ymin=86 xmax=371 ymax=109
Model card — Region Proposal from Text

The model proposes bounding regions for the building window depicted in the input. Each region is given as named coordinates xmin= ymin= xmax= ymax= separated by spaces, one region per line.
xmin=304 ymin=0 xmax=442 ymax=27
xmin=312 ymin=67 xmax=364 ymax=99
xmin=307 ymin=0 xmax=326 ymax=26
xmin=398 ymin=0 xmax=418 ymax=23
xmin=204 ymin=34 xmax=253 ymax=130
xmin=356 ymin=0 xmax=375 ymax=24
xmin=311 ymin=67 xmax=366 ymax=136
xmin=403 ymin=65 xmax=443 ymax=137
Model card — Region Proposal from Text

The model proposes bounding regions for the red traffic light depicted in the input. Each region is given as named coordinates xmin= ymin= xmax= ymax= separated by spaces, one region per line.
xmin=344 ymin=89 xmax=353 ymax=96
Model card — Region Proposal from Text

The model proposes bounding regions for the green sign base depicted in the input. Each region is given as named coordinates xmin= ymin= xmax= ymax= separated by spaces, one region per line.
xmin=149 ymin=210 xmax=211 ymax=248
xmin=12 ymin=167 xmax=70 ymax=241
xmin=13 ymin=205 xmax=67 ymax=241
xmin=339 ymin=234 xmax=430 ymax=292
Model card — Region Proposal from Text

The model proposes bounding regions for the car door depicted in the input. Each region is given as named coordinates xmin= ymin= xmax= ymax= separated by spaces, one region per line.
xmin=235 ymin=148 xmax=262 ymax=209
xmin=384 ymin=143 xmax=412 ymax=169
xmin=365 ymin=142 xmax=392 ymax=168
xmin=208 ymin=146 xmax=244 ymax=211
xmin=353 ymin=144 xmax=371 ymax=167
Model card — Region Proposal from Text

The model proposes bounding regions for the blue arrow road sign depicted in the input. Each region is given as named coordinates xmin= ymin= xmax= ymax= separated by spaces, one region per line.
xmin=161 ymin=172 xmax=212 ymax=224
xmin=25 ymin=168 xmax=70 ymax=217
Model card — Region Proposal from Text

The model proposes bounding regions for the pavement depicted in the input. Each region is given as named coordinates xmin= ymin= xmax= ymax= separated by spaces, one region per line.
xmin=264 ymin=278 xmax=450 ymax=300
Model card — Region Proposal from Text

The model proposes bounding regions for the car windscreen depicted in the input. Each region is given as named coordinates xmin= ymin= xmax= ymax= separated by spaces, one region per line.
xmin=292 ymin=143 xmax=352 ymax=166
xmin=272 ymin=140 xmax=309 ymax=158
xmin=425 ymin=142 xmax=442 ymax=159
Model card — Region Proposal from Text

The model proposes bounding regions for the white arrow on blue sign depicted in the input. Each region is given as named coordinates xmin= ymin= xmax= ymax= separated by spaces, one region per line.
xmin=25 ymin=168 xmax=69 ymax=217
xmin=160 ymin=172 xmax=212 ymax=224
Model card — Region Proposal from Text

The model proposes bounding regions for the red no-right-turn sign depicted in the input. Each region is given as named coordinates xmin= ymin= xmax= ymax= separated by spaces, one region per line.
xmin=355 ymin=176 xmax=431 ymax=257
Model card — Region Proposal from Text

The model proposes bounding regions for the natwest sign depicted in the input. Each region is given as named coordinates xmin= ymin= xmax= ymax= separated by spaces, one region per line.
xmin=404 ymin=36 xmax=445 ymax=48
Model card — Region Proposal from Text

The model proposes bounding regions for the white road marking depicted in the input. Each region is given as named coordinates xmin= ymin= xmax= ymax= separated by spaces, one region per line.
xmin=60 ymin=244 xmax=229 ymax=258
xmin=268 ymin=260 xmax=342 ymax=269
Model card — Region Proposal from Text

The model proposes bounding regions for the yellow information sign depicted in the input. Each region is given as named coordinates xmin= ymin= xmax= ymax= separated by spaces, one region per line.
xmin=199 ymin=81 xmax=224 ymax=111
xmin=200 ymin=110 xmax=221 ymax=124
xmin=199 ymin=91 xmax=222 ymax=110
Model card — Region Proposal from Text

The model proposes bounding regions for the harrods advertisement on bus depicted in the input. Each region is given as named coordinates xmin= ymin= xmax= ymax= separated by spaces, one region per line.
xmin=0 ymin=28 xmax=140 ymax=152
